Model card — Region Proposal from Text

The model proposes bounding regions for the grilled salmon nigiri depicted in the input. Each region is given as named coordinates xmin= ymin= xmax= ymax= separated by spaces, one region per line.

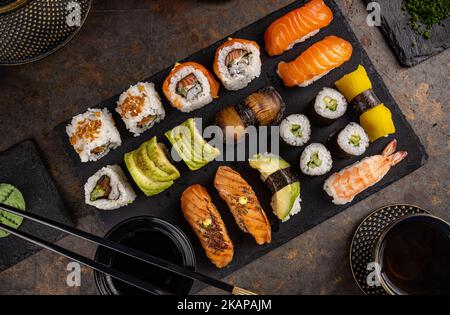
xmin=214 ymin=166 xmax=271 ymax=245
xmin=277 ymin=35 xmax=352 ymax=87
xmin=264 ymin=0 xmax=333 ymax=56
xmin=181 ymin=184 xmax=234 ymax=268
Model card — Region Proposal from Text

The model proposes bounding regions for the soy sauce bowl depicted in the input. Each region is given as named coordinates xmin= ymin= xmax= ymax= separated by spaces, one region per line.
xmin=94 ymin=216 xmax=196 ymax=295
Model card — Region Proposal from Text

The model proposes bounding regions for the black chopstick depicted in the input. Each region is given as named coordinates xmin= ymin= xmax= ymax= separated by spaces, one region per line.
xmin=0 ymin=221 xmax=170 ymax=295
xmin=0 ymin=204 xmax=256 ymax=295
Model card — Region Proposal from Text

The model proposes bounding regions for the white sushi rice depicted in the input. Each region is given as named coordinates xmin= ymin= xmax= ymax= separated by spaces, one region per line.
xmin=168 ymin=66 xmax=213 ymax=112
xmin=280 ymin=195 xmax=302 ymax=223
xmin=66 ymin=108 xmax=121 ymax=163
xmin=84 ymin=165 xmax=136 ymax=210
xmin=300 ymin=143 xmax=333 ymax=176
xmin=116 ymin=82 xmax=165 ymax=137
xmin=314 ymin=87 xmax=347 ymax=119
xmin=337 ymin=122 xmax=369 ymax=156
xmin=280 ymin=114 xmax=311 ymax=146
xmin=216 ymin=41 xmax=261 ymax=91
xmin=286 ymin=29 xmax=320 ymax=51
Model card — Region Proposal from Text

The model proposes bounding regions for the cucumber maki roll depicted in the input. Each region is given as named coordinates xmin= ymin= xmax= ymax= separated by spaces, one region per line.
xmin=279 ymin=114 xmax=311 ymax=147
xmin=300 ymin=143 xmax=333 ymax=176
xmin=309 ymin=87 xmax=347 ymax=125
xmin=327 ymin=122 xmax=369 ymax=159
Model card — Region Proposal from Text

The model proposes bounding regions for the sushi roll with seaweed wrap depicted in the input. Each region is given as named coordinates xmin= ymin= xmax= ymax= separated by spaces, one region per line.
xmin=280 ymin=114 xmax=311 ymax=147
xmin=84 ymin=165 xmax=136 ymax=210
xmin=327 ymin=122 xmax=369 ymax=159
xmin=163 ymin=62 xmax=219 ymax=113
xmin=66 ymin=108 xmax=121 ymax=162
xmin=213 ymin=38 xmax=262 ymax=91
xmin=309 ymin=87 xmax=347 ymax=125
xmin=300 ymin=143 xmax=333 ymax=176
xmin=116 ymin=82 xmax=165 ymax=136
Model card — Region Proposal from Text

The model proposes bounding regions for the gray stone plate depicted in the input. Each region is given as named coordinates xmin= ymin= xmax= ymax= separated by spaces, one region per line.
xmin=0 ymin=140 xmax=73 ymax=271
xmin=363 ymin=0 xmax=450 ymax=67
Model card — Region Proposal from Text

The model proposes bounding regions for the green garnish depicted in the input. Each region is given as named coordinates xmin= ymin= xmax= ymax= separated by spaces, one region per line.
xmin=402 ymin=0 xmax=449 ymax=39
xmin=290 ymin=124 xmax=303 ymax=138
xmin=307 ymin=152 xmax=322 ymax=169
xmin=323 ymin=96 xmax=338 ymax=111
xmin=90 ymin=187 xmax=106 ymax=202
xmin=202 ymin=218 xmax=212 ymax=229
xmin=0 ymin=183 xmax=26 ymax=238
xmin=349 ymin=134 xmax=361 ymax=147
xmin=238 ymin=196 xmax=248 ymax=205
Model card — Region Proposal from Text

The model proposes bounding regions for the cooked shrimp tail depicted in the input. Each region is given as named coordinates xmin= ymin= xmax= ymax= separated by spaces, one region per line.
xmin=382 ymin=139 xmax=397 ymax=156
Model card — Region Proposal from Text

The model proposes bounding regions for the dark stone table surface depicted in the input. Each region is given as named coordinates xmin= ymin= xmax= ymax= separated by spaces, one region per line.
xmin=0 ymin=0 xmax=448 ymax=295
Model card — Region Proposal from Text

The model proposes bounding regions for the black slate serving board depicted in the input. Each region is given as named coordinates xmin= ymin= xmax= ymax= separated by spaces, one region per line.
xmin=363 ymin=0 xmax=450 ymax=67
xmin=0 ymin=140 xmax=73 ymax=271
xmin=56 ymin=0 xmax=427 ymax=292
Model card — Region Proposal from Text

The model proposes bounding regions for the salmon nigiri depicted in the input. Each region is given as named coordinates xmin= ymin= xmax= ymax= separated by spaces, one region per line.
xmin=277 ymin=35 xmax=352 ymax=87
xmin=264 ymin=0 xmax=333 ymax=56
xmin=324 ymin=139 xmax=407 ymax=205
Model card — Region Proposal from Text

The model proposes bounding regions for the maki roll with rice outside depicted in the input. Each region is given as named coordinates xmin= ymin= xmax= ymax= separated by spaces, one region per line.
xmin=280 ymin=114 xmax=311 ymax=147
xmin=300 ymin=143 xmax=332 ymax=176
xmin=213 ymin=38 xmax=262 ymax=91
xmin=309 ymin=87 xmax=347 ymax=125
xmin=66 ymin=108 xmax=121 ymax=162
xmin=163 ymin=62 xmax=219 ymax=113
xmin=327 ymin=122 xmax=369 ymax=159
xmin=116 ymin=82 xmax=165 ymax=136
xmin=85 ymin=165 xmax=136 ymax=210
xmin=215 ymin=86 xmax=285 ymax=142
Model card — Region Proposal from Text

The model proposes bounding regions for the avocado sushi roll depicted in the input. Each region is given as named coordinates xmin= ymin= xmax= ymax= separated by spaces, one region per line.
xmin=327 ymin=122 xmax=369 ymax=159
xmin=309 ymin=87 xmax=347 ymax=125
xmin=85 ymin=165 xmax=136 ymax=210
xmin=300 ymin=143 xmax=333 ymax=176
xmin=249 ymin=153 xmax=301 ymax=222
xmin=279 ymin=114 xmax=311 ymax=147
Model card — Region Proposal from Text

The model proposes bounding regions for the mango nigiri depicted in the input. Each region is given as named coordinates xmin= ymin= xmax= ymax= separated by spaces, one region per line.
xmin=264 ymin=0 xmax=333 ymax=56
xmin=277 ymin=35 xmax=353 ymax=88
xmin=335 ymin=65 xmax=396 ymax=142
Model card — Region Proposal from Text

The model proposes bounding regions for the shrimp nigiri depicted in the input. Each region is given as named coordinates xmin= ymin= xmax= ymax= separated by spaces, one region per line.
xmin=277 ymin=35 xmax=352 ymax=88
xmin=264 ymin=0 xmax=334 ymax=56
xmin=324 ymin=139 xmax=407 ymax=205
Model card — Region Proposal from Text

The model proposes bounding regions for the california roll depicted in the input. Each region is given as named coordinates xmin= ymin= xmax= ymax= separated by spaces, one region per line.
xmin=213 ymin=38 xmax=262 ymax=91
xmin=116 ymin=82 xmax=165 ymax=136
xmin=66 ymin=108 xmax=121 ymax=162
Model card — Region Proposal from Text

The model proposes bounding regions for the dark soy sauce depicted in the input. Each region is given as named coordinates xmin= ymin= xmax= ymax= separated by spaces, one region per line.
xmin=110 ymin=229 xmax=186 ymax=295
xmin=381 ymin=220 xmax=450 ymax=295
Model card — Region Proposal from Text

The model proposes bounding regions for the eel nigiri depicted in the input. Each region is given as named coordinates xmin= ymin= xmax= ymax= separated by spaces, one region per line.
xmin=264 ymin=0 xmax=333 ymax=56
xmin=324 ymin=139 xmax=407 ymax=205
xmin=214 ymin=166 xmax=271 ymax=245
xmin=277 ymin=35 xmax=353 ymax=87
xmin=181 ymin=184 xmax=234 ymax=268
